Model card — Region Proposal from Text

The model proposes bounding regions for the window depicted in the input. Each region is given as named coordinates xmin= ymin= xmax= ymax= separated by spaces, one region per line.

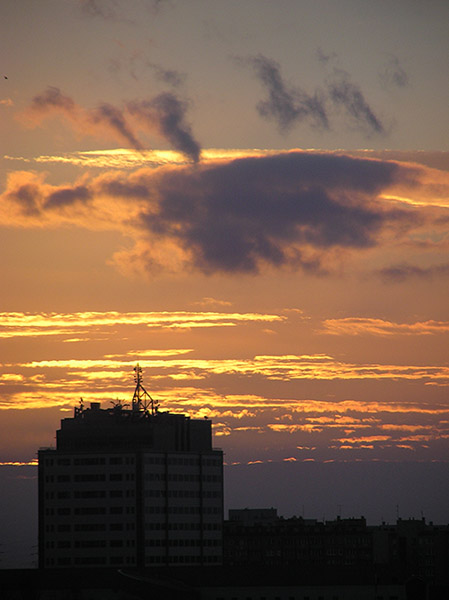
xmin=74 ymin=507 xmax=106 ymax=515
xmin=74 ymin=457 xmax=105 ymax=466
xmin=74 ymin=474 xmax=105 ymax=482
xmin=74 ymin=490 xmax=106 ymax=499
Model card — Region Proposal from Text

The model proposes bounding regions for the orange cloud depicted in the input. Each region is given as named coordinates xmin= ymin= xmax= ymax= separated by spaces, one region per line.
xmin=320 ymin=317 xmax=449 ymax=336
xmin=2 ymin=151 xmax=449 ymax=278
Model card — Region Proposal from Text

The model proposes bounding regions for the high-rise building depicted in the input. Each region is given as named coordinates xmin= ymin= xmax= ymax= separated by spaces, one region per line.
xmin=38 ymin=366 xmax=223 ymax=569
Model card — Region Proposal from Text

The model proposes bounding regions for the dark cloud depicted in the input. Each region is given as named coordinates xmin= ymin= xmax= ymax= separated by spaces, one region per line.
xmin=379 ymin=262 xmax=449 ymax=283
xmin=92 ymin=103 xmax=144 ymax=150
xmin=127 ymin=93 xmax=201 ymax=162
xmin=6 ymin=183 xmax=41 ymax=217
xmin=245 ymin=55 xmax=386 ymax=137
xmin=379 ymin=56 xmax=409 ymax=89
xmin=5 ymin=152 xmax=431 ymax=277
xmin=24 ymin=88 xmax=201 ymax=161
xmin=45 ymin=185 xmax=92 ymax=210
xmin=148 ymin=63 xmax=186 ymax=88
xmin=29 ymin=87 xmax=76 ymax=114
xmin=102 ymin=152 xmax=412 ymax=275
xmin=327 ymin=74 xmax=385 ymax=135
xmin=80 ymin=0 xmax=120 ymax=21
xmin=247 ymin=54 xmax=329 ymax=133
xmin=316 ymin=47 xmax=338 ymax=66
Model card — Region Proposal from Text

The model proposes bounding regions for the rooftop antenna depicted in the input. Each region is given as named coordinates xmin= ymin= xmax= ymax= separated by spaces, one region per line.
xmin=132 ymin=364 xmax=159 ymax=416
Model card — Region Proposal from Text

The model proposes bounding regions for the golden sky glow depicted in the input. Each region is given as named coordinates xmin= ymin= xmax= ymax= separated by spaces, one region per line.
xmin=0 ymin=1 xmax=448 ymax=474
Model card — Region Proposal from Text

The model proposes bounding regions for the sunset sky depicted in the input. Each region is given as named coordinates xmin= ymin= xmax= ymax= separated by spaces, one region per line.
xmin=1 ymin=0 xmax=449 ymax=534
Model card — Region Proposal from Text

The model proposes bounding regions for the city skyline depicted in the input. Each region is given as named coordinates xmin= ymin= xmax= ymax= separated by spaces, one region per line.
xmin=1 ymin=0 xmax=449 ymax=541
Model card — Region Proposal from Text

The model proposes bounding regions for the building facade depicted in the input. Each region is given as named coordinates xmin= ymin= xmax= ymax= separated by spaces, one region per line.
xmin=38 ymin=368 xmax=223 ymax=569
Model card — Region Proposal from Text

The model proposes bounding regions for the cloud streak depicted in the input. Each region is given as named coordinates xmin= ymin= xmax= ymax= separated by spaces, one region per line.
xmin=21 ymin=87 xmax=200 ymax=161
xmin=327 ymin=74 xmax=385 ymax=135
xmin=127 ymin=93 xmax=201 ymax=162
xmin=0 ymin=310 xmax=283 ymax=339
xmin=247 ymin=54 xmax=329 ymax=132
xmin=245 ymin=55 xmax=386 ymax=136
xmin=320 ymin=317 xmax=449 ymax=337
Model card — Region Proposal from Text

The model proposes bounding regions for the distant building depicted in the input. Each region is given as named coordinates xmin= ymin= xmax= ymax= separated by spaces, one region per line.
xmin=224 ymin=510 xmax=449 ymax=589
xmin=38 ymin=366 xmax=223 ymax=569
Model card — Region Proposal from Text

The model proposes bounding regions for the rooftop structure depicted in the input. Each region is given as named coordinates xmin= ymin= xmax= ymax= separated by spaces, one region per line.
xmin=38 ymin=366 xmax=223 ymax=569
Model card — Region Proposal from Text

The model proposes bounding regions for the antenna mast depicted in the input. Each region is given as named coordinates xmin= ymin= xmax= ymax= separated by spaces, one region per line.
xmin=132 ymin=364 xmax=159 ymax=416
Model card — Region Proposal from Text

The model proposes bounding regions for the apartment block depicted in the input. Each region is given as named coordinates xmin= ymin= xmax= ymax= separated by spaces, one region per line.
xmin=38 ymin=368 xmax=223 ymax=569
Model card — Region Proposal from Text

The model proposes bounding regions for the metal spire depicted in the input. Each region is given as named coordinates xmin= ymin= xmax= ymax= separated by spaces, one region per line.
xmin=132 ymin=364 xmax=159 ymax=416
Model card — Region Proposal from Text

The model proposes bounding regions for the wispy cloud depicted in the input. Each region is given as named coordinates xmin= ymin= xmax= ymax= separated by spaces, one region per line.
xmin=379 ymin=262 xmax=449 ymax=283
xmin=11 ymin=353 xmax=449 ymax=384
xmin=379 ymin=56 xmax=409 ymax=90
xmin=127 ymin=93 xmax=201 ymax=162
xmin=245 ymin=54 xmax=329 ymax=133
xmin=243 ymin=54 xmax=386 ymax=136
xmin=20 ymin=87 xmax=201 ymax=161
xmin=327 ymin=72 xmax=385 ymax=135
xmin=319 ymin=317 xmax=449 ymax=337
xmin=0 ymin=310 xmax=283 ymax=339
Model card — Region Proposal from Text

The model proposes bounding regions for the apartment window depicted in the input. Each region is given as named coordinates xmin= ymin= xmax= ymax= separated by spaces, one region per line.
xmin=74 ymin=523 xmax=106 ymax=532
xmin=110 ymin=457 xmax=123 ymax=465
xmin=74 ymin=507 xmax=106 ymax=515
xmin=74 ymin=457 xmax=105 ymax=466
xmin=74 ymin=490 xmax=106 ymax=499
xmin=74 ymin=474 xmax=105 ymax=482
xmin=110 ymin=473 xmax=122 ymax=481
xmin=74 ymin=540 xmax=107 ymax=548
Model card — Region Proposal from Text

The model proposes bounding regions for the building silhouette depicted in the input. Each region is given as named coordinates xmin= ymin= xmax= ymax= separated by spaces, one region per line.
xmin=38 ymin=366 xmax=223 ymax=569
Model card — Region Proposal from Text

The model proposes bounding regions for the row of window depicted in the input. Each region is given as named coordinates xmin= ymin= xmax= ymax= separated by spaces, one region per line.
xmin=145 ymin=490 xmax=221 ymax=498
xmin=145 ymin=506 xmax=222 ymax=514
xmin=54 ymin=539 xmax=135 ymax=549
xmin=146 ymin=555 xmax=221 ymax=564
xmin=48 ymin=473 xmax=135 ymax=483
xmin=45 ymin=506 xmax=135 ymax=516
xmin=51 ymin=457 xmax=135 ymax=466
xmin=51 ymin=489 xmax=135 ymax=499
xmin=47 ymin=523 xmax=135 ymax=532
xmin=145 ymin=473 xmax=221 ymax=482
xmin=145 ymin=456 xmax=221 ymax=466
xmin=145 ymin=522 xmax=221 ymax=531
xmin=145 ymin=539 xmax=221 ymax=547
xmin=53 ymin=555 xmax=135 ymax=566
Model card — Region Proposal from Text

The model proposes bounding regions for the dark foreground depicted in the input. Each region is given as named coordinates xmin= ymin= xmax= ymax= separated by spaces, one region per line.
xmin=1 ymin=566 xmax=448 ymax=600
